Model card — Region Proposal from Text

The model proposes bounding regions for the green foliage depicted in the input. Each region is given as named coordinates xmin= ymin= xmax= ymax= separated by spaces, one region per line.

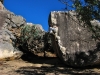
xmin=74 ymin=0 xmax=100 ymax=21
xmin=20 ymin=25 xmax=42 ymax=44
xmin=59 ymin=0 xmax=100 ymax=40
xmin=19 ymin=24 xmax=53 ymax=53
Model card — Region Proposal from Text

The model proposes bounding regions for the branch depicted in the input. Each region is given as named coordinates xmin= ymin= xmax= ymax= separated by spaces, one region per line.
xmin=59 ymin=0 xmax=75 ymax=9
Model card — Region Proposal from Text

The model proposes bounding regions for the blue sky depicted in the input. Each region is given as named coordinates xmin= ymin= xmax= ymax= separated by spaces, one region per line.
xmin=4 ymin=0 xmax=66 ymax=31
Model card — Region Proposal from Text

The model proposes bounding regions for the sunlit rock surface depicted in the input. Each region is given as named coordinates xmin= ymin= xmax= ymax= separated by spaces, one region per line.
xmin=0 ymin=2 xmax=25 ymax=60
xmin=48 ymin=11 xmax=100 ymax=67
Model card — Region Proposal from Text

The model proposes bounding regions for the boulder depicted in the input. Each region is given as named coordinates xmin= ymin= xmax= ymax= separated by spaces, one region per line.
xmin=48 ymin=11 xmax=100 ymax=67
xmin=0 ymin=28 xmax=23 ymax=60
xmin=0 ymin=42 xmax=22 ymax=60
xmin=0 ymin=8 xmax=25 ymax=60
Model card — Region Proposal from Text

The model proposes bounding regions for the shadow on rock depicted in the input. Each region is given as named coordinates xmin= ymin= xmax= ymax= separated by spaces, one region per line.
xmin=21 ymin=52 xmax=63 ymax=67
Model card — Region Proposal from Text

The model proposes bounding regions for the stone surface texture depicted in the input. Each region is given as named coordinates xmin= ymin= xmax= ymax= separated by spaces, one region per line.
xmin=0 ymin=4 xmax=25 ymax=60
xmin=48 ymin=11 xmax=100 ymax=67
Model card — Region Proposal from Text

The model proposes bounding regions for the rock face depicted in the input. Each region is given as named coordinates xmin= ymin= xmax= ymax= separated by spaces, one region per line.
xmin=48 ymin=11 xmax=100 ymax=67
xmin=0 ymin=5 xmax=25 ymax=60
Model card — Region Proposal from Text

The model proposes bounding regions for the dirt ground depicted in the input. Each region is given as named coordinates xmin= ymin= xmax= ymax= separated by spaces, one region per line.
xmin=0 ymin=53 xmax=100 ymax=75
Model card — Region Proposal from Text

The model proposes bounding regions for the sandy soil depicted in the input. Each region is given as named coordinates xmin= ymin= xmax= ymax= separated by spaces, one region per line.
xmin=0 ymin=54 xmax=100 ymax=75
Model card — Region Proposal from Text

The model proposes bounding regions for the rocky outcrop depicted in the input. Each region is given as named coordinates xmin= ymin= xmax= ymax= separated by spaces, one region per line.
xmin=0 ymin=9 xmax=52 ymax=60
xmin=0 ymin=10 xmax=23 ymax=60
xmin=48 ymin=11 xmax=100 ymax=67
xmin=0 ymin=2 xmax=25 ymax=60
xmin=0 ymin=2 xmax=54 ymax=60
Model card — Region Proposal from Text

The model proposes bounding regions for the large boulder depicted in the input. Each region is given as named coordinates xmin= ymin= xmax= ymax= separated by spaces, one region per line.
xmin=48 ymin=11 xmax=100 ymax=67
xmin=0 ymin=7 xmax=25 ymax=60
xmin=0 ymin=29 xmax=22 ymax=60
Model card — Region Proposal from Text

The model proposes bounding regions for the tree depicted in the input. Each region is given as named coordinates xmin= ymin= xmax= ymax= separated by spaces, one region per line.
xmin=59 ymin=0 xmax=100 ymax=40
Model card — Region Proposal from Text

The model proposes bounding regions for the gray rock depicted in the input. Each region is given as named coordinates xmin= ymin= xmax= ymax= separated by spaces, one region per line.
xmin=0 ymin=9 xmax=24 ymax=60
xmin=0 ymin=10 xmax=8 ymax=29
xmin=10 ymin=22 xmax=17 ymax=28
xmin=7 ymin=14 xmax=11 ymax=19
xmin=3 ymin=22 xmax=8 ymax=28
xmin=48 ymin=11 xmax=100 ymax=67
xmin=35 ymin=24 xmax=44 ymax=32
xmin=0 ymin=29 xmax=22 ymax=60
xmin=11 ymin=15 xmax=26 ymax=27
xmin=5 ymin=18 xmax=10 ymax=24
xmin=0 ymin=42 xmax=23 ymax=60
